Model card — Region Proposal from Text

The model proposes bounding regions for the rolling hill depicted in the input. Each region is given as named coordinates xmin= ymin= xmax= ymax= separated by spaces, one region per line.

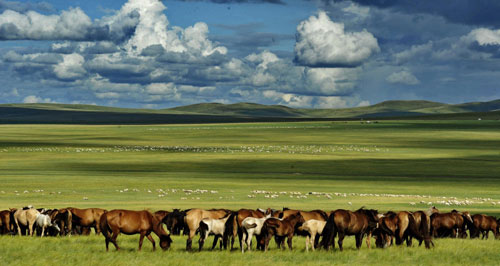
xmin=0 ymin=99 xmax=499 ymax=124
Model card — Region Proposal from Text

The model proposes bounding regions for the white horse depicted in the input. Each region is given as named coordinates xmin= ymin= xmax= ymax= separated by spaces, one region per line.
xmin=14 ymin=207 xmax=40 ymax=236
xmin=35 ymin=213 xmax=60 ymax=237
xmin=241 ymin=214 xmax=271 ymax=253
xmin=198 ymin=214 xmax=232 ymax=250
xmin=298 ymin=219 xmax=326 ymax=251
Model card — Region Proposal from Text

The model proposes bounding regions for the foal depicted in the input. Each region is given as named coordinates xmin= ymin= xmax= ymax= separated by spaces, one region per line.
xmin=298 ymin=219 xmax=326 ymax=251
xmin=198 ymin=213 xmax=232 ymax=251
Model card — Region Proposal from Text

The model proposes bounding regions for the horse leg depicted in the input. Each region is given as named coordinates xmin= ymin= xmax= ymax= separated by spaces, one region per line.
xmin=305 ymin=235 xmax=310 ymax=252
xmin=338 ymin=232 xmax=345 ymax=251
xmin=29 ymin=221 xmax=35 ymax=237
xmin=198 ymin=232 xmax=206 ymax=251
xmin=287 ymin=235 xmax=293 ymax=250
xmin=211 ymin=235 xmax=219 ymax=250
xmin=138 ymin=232 xmax=146 ymax=251
xmin=186 ymin=229 xmax=195 ymax=251
xmin=110 ymin=229 xmax=120 ymax=251
xmin=146 ymin=234 xmax=156 ymax=251
xmin=41 ymin=225 xmax=45 ymax=238
xmin=245 ymin=232 xmax=252 ymax=253
xmin=355 ymin=234 xmax=362 ymax=250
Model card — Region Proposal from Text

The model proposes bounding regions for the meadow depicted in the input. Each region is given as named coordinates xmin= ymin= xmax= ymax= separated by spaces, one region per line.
xmin=1 ymin=120 xmax=499 ymax=265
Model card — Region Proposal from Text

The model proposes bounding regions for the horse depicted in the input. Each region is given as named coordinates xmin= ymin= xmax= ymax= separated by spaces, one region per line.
xmin=234 ymin=208 xmax=268 ymax=251
xmin=372 ymin=211 xmax=398 ymax=248
xmin=240 ymin=213 xmax=271 ymax=253
xmin=470 ymin=214 xmax=499 ymax=239
xmin=184 ymin=208 xmax=231 ymax=251
xmin=13 ymin=207 xmax=40 ymax=236
xmin=260 ymin=213 xmax=305 ymax=251
xmin=298 ymin=219 xmax=326 ymax=251
xmin=35 ymin=213 xmax=60 ymax=237
xmin=320 ymin=208 xmax=380 ymax=251
xmin=431 ymin=210 xmax=472 ymax=238
xmin=48 ymin=208 xmax=73 ymax=236
xmin=198 ymin=213 xmax=232 ymax=251
xmin=277 ymin=209 xmax=328 ymax=248
xmin=100 ymin=209 xmax=172 ymax=251
xmin=67 ymin=207 xmax=106 ymax=235
xmin=0 ymin=210 xmax=14 ymax=235
xmin=410 ymin=210 xmax=433 ymax=247
xmin=373 ymin=211 xmax=431 ymax=249
xmin=163 ymin=209 xmax=187 ymax=235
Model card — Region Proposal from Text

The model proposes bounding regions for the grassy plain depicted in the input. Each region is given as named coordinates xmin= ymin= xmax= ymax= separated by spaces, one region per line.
xmin=0 ymin=120 xmax=499 ymax=265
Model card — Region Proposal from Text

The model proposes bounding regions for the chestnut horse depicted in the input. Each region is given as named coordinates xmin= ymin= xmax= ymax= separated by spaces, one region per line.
xmin=48 ymin=208 xmax=73 ymax=236
xmin=68 ymin=207 xmax=107 ymax=235
xmin=321 ymin=208 xmax=380 ymax=251
xmin=278 ymin=209 xmax=328 ymax=248
xmin=260 ymin=213 xmax=305 ymax=251
xmin=100 ymin=209 xmax=172 ymax=251
xmin=233 ymin=208 xmax=268 ymax=250
xmin=184 ymin=208 xmax=231 ymax=251
xmin=470 ymin=214 xmax=499 ymax=239
xmin=431 ymin=210 xmax=472 ymax=238
xmin=373 ymin=211 xmax=431 ymax=249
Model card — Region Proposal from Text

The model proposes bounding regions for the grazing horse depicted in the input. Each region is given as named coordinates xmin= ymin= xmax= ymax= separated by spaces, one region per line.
xmin=431 ymin=210 xmax=472 ymax=238
xmin=48 ymin=208 xmax=72 ymax=236
xmin=470 ymin=214 xmax=499 ymax=239
xmin=100 ymin=209 xmax=172 ymax=251
xmin=0 ymin=210 xmax=14 ymax=234
xmin=198 ymin=213 xmax=232 ymax=251
xmin=35 ymin=213 xmax=60 ymax=237
xmin=68 ymin=207 xmax=107 ymax=235
xmin=240 ymin=213 xmax=271 ymax=253
xmin=277 ymin=209 xmax=328 ymax=248
xmin=164 ymin=209 xmax=187 ymax=235
xmin=298 ymin=219 xmax=326 ymax=251
xmin=410 ymin=210 xmax=433 ymax=247
xmin=261 ymin=213 xmax=305 ymax=251
xmin=321 ymin=208 xmax=380 ymax=251
xmin=13 ymin=207 xmax=40 ymax=236
xmin=373 ymin=211 xmax=431 ymax=249
xmin=184 ymin=208 xmax=231 ymax=251
xmin=234 ymin=208 xmax=267 ymax=251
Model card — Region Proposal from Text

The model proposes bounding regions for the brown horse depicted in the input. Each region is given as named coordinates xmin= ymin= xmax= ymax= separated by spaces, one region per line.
xmin=100 ymin=209 xmax=172 ymax=251
xmin=373 ymin=211 xmax=398 ymax=248
xmin=260 ymin=213 xmax=305 ymax=251
xmin=0 ymin=210 xmax=14 ymax=234
xmin=410 ymin=210 xmax=433 ymax=247
xmin=374 ymin=211 xmax=431 ymax=249
xmin=68 ymin=207 xmax=106 ymax=235
xmin=277 ymin=209 xmax=328 ymax=248
xmin=431 ymin=210 xmax=471 ymax=238
xmin=48 ymin=208 xmax=72 ymax=236
xmin=184 ymin=208 xmax=231 ymax=251
xmin=321 ymin=208 xmax=380 ymax=251
xmin=164 ymin=209 xmax=188 ymax=236
xmin=470 ymin=214 xmax=499 ymax=239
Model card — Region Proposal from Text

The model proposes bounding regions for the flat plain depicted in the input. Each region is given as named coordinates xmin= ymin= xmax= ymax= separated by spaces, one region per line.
xmin=1 ymin=120 xmax=499 ymax=265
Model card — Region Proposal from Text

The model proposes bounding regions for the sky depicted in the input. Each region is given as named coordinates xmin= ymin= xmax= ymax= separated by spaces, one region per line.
xmin=0 ymin=0 xmax=499 ymax=109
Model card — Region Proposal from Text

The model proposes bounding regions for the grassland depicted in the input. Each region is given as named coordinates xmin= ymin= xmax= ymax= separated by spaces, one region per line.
xmin=0 ymin=120 xmax=499 ymax=265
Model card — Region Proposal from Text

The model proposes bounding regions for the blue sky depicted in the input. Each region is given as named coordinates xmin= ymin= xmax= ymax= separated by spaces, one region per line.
xmin=0 ymin=0 xmax=499 ymax=108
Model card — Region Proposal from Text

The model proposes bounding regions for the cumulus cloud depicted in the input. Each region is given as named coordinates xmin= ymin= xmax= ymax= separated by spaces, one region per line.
xmin=386 ymin=70 xmax=420 ymax=85
xmin=53 ymin=53 xmax=86 ymax=81
xmin=23 ymin=95 xmax=54 ymax=103
xmin=294 ymin=11 xmax=379 ymax=67
xmin=462 ymin=28 xmax=500 ymax=46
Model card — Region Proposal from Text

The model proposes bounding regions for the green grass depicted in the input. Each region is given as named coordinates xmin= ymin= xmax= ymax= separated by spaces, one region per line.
xmin=0 ymin=120 xmax=500 ymax=265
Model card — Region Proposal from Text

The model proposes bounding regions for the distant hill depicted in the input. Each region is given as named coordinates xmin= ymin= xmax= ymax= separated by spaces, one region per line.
xmin=1 ymin=99 xmax=499 ymax=124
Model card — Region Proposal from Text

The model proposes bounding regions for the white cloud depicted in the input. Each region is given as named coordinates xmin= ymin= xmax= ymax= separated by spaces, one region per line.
xmin=294 ymin=11 xmax=379 ymax=67
xmin=23 ymin=95 xmax=54 ymax=103
xmin=386 ymin=70 xmax=420 ymax=85
xmin=305 ymin=67 xmax=360 ymax=95
xmin=53 ymin=53 xmax=86 ymax=80
xmin=463 ymin=28 xmax=500 ymax=46
xmin=0 ymin=8 xmax=92 ymax=40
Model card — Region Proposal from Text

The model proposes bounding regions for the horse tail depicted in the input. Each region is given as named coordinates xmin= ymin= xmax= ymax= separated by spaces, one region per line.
xmin=320 ymin=212 xmax=336 ymax=250
xmin=419 ymin=212 xmax=432 ymax=249
xmin=223 ymin=211 xmax=237 ymax=249
xmin=199 ymin=220 xmax=209 ymax=240
xmin=99 ymin=213 xmax=110 ymax=239
xmin=66 ymin=209 xmax=73 ymax=235
xmin=409 ymin=213 xmax=430 ymax=249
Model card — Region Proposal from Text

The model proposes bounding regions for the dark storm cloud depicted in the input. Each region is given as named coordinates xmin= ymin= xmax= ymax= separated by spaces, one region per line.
xmin=326 ymin=0 xmax=500 ymax=27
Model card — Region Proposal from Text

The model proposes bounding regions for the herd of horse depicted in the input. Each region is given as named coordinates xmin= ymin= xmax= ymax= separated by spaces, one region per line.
xmin=0 ymin=206 xmax=499 ymax=252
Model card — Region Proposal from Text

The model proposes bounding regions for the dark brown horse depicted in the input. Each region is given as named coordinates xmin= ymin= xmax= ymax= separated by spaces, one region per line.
xmin=48 ymin=208 xmax=72 ymax=236
xmin=68 ymin=207 xmax=106 ymax=235
xmin=410 ymin=210 xmax=433 ymax=247
xmin=0 ymin=210 xmax=14 ymax=234
xmin=100 ymin=209 xmax=172 ymax=251
xmin=431 ymin=210 xmax=472 ymax=238
xmin=470 ymin=214 xmax=499 ymax=239
xmin=184 ymin=208 xmax=231 ymax=251
xmin=260 ymin=213 xmax=305 ymax=251
xmin=321 ymin=208 xmax=380 ymax=251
